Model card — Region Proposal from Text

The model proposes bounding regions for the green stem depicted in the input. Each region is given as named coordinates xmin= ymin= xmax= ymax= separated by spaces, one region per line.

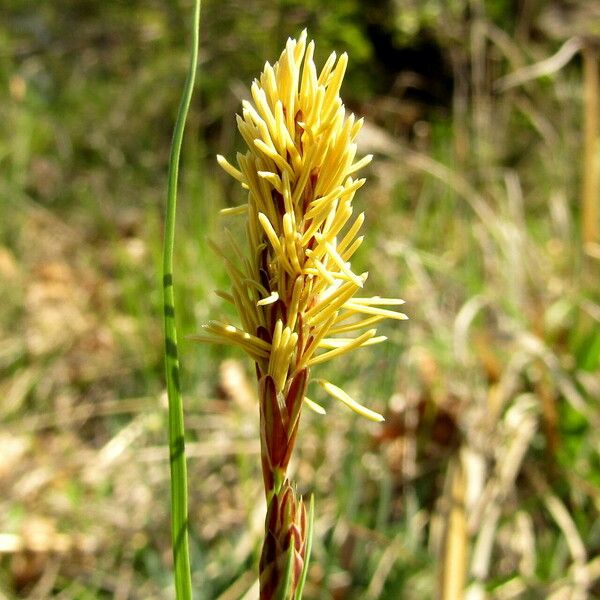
xmin=295 ymin=495 xmax=315 ymax=600
xmin=162 ymin=1 xmax=201 ymax=599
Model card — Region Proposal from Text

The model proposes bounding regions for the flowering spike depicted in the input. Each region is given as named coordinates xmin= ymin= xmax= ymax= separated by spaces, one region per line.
xmin=196 ymin=32 xmax=406 ymax=599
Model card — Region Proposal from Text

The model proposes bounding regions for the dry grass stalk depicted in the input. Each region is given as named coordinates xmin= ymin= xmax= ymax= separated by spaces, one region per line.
xmin=582 ymin=42 xmax=599 ymax=248
xmin=439 ymin=456 xmax=468 ymax=600
xmin=196 ymin=30 xmax=406 ymax=598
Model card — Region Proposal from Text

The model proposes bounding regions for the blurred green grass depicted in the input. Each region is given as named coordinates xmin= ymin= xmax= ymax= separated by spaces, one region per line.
xmin=1 ymin=1 xmax=600 ymax=599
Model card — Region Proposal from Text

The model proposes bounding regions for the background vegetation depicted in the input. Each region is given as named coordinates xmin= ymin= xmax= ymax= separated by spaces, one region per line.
xmin=1 ymin=0 xmax=599 ymax=598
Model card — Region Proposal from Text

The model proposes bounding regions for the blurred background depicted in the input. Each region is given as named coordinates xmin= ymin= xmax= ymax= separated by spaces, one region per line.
xmin=1 ymin=0 xmax=600 ymax=598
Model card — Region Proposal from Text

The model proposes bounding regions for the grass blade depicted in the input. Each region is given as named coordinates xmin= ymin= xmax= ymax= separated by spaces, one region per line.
xmin=295 ymin=495 xmax=315 ymax=600
xmin=162 ymin=1 xmax=201 ymax=598
xmin=275 ymin=545 xmax=295 ymax=600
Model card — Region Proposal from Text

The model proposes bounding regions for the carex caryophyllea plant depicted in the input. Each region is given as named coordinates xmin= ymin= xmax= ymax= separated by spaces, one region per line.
xmin=195 ymin=30 xmax=407 ymax=599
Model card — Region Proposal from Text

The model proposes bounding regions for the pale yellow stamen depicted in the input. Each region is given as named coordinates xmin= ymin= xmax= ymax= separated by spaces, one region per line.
xmin=337 ymin=211 xmax=365 ymax=254
xmin=305 ymin=277 xmax=365 ymax=326
xmin=322 ymin=238 xmax=363 ymax=287
xmin=191 ymin=322 xmax=271 ymax=361
xmin=219 ymin=205 xmax=247 ymax=216
xmin=304 ymin=251 xmax=336 ymax=286
xmin=216 ymin=154 xmax=245 ymax=182
xmin=340 ymin=236 xmax=364 ymax=262
xmin=318 ymin=380 xmax=385 ymax=422
xmin=215 ymin=290 xmax=235 ymax=304
xmin=342 ymin=302 xmax=409 ymax=321
xmin=347 ymin=154 xmax=373 ymax=176
xmin=286 ymin=276 xmax=304 ymax=331
xmin=257 ymin=291 xmax=279 ymax=306
xmin=317 ymin=52 xmax=337 ymax=87
xmin=301 ymin=313 xmax=338 ymax=365
xmin=318 ymin=335 xmax=387 ymax=349
xmin=308 ymin=329 xmax=377 ymax=366
xmin=304 ymin=396 xmax=326 ymax=415
xmin=258 ymin=171 xmax=283 ymax=193
xmin=352 ymin=297 xmax=406 ymax=306
xmin=258 ymin=212 xmax=295 ymax=275
xmin=329 ymin=315 xmax=385 ymax=335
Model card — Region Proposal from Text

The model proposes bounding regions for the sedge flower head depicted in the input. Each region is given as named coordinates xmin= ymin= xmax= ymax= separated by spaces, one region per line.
xmin=195 ymin=30 xmax=406 ymax=423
